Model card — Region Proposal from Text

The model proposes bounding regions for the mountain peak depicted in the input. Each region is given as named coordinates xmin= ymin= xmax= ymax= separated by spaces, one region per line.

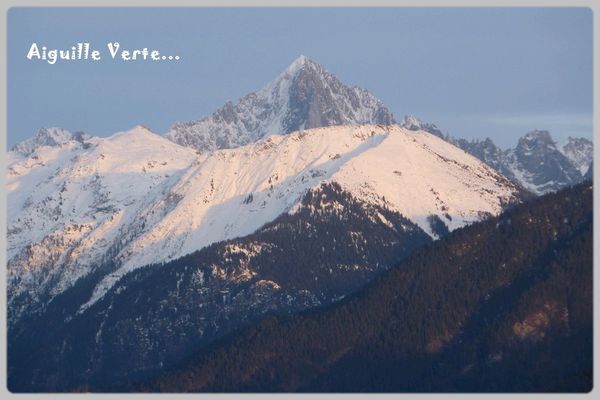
xmin=522 ymin=129 xmax=554 ymax=144
xmin=295 ymin=54 xmax=309 ymax=64
xmin=108 ymin=125 xmax=168 ymax=144
xmin=399 ymin=114 xmax=444 ymax=138
xmin=564 ymin=136 xmax=592 ymax=146
xmin=283 ymin=55 xmax=322 ymax=74
xmin=560 ymin=136 xmax=593 ymax=175
xmin=11 ymin=127 xmax=90 ymax=156
xmin=131 ymin=124 xmax=155 ymax=134
xmin=286 ymin=54 xmax=311 ymax=71
xmin=399 ymin=114 xmax=424 ymax=130
xmin=262 ymin=55 xmax=332 ymax=97
xmin=166 ymin=58 xmax=395 ymax=152
xmin=518 ymin=130 xmax=556 ymax=150
xmin=509 ymin=129 xmax=583 ymax=193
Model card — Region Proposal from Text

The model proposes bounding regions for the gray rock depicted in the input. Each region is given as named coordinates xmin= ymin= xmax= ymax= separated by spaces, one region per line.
xmin=166 ymin=55 xmax=394 ymax=152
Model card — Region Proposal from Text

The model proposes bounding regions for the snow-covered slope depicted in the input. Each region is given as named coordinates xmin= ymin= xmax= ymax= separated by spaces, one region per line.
xmin=7 ymin=124 xmax=520 ymax=321
xmin=400 ymin=115 xmax=591 ymax=195
xmin=7 ymin=126 xmax=198 ymax=319
xmin=10 ymin=127 xmax=91 ymax=156
xmin=165 ymin=55 xmax=394 ymax=152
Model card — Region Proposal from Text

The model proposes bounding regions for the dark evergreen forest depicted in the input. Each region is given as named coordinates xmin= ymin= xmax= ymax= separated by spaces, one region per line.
xmin=146 ymin=182 xmax=593 ymax=392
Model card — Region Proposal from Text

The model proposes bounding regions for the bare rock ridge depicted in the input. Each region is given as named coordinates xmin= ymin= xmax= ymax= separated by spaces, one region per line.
xmin=165 ymin=55 xmax=395 ymax=152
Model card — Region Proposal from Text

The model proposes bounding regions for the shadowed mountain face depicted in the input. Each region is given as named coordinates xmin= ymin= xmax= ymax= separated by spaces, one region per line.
xmin=504 ymin=130 xmax=582 ymax=193
xmin=8 ymin=183 xmax=432 ymax=392
xmin=145 ymin=183 xmax=592 ymax=393
xmin=166 ymin=56 xmax=395 ymax=152
xmin=561 ymin=136 xmax=593 ymax=175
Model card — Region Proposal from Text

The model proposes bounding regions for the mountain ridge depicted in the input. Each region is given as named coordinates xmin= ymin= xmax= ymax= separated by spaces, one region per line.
xmin=165 ymin=56 xmax=395 ymax=152
xmin=7 ymin=124 xmax=521 ymax=325
xmin=145 ymin=182 xmax=592 ymax=393
xmin=400 ymin=115 xmax=591 ymax=194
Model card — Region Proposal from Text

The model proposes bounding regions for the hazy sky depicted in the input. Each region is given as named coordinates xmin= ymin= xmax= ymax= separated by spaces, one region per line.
xmin=7 ymin=7 xmax=592 ymax=148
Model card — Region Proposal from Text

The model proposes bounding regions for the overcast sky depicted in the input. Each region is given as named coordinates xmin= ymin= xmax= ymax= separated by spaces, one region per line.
xmin=7 ymin=7 xmax=592 ymax=148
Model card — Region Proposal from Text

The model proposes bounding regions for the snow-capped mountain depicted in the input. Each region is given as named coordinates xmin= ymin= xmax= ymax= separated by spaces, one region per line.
xmin=8 ymin=123 xmax=523 ymax=390
xmin=502 ymin=130 xmax=583 ymax=194
xmin=560 ymin=136 xmax=593 ymax=175
xmin=11 ymin=127 xmax=91 ymax=156
xmin=399 ymin=115 xmax=513 ymax=179
xmin=10 ymin=181 xmax=434 ymax=391
xmin=165 ymin=55 xmax=395 ymax=152
xmin=399 ymin=115 xmax=591 ymax=195
xmin=7 ymin=124 xmax=521 ymax=325
xmin=7 ymin=126 xmax=199 ymax=322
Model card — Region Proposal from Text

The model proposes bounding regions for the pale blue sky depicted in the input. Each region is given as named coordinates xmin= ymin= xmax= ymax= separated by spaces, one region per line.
xmin=7 ymin=7 xmax=593 ymax=148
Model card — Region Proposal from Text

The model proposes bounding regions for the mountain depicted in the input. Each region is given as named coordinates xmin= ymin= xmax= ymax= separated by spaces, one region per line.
xmin=7 ymin=125 xmax=199 ymax=324
xmin=399 ymin=114 xmax=445 ymax=139
xmin=11 ymin=127 xmax=91 ymax=156
xmin=8 ymin=124 xmax=523 ymax=391
xmin=560 ymin=136 xmax=593 ymax=175
xmin=147 ymin=182 xmax=593 ymax=393
xmin=399 ymin=115 xmax=513 ymax=180
xmin=165 ymin=56 xmax=395 ymax=152
xmin=502 ymin=130 xmax=584 ymax=194
xmin=8 ymin=182 xmax=432 ymax=391
xmin=399 ymin=115 xmax=591 ymax=195
xmin=8 ymin=124 xmax=520 ymax=325
xmin=451 ymin=138 xmax=514 ymax=180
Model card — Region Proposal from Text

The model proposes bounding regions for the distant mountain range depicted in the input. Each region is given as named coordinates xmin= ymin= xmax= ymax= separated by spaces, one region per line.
xmin=399 ymin=115 xmax=591 ymax=194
